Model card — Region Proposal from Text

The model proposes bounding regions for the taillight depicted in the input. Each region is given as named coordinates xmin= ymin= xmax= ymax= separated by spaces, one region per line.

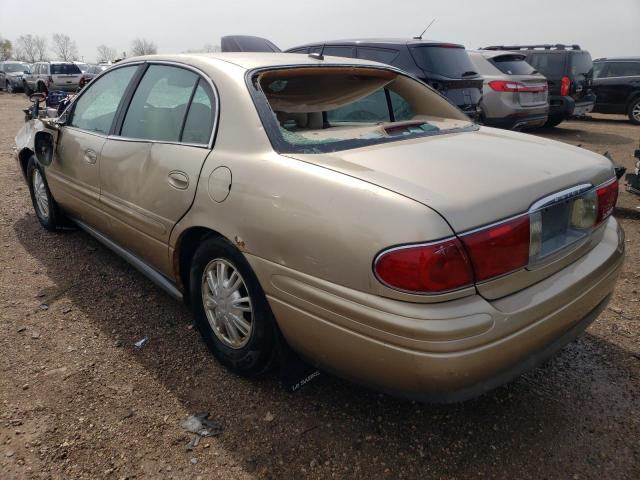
xmin=460 ymin=216 xmax=530 ymax=281
xmin=560 ymin=76 xmax=571 ymax=96
xmin=374 ymin=238 xmax=473 ymax=293
xmin=488 ymin=81 xmax=547 ymax=93
xmin=595 ymin=179 xmax=618 ymax=225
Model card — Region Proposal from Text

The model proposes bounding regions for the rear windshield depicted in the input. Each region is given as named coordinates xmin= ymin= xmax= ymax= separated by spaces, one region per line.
xmin=570 ymin=52 xmax=593 ymax=75
xmin=51 ymin=64 xmax=81 ymax=75
xmin=490 ymin=55 xmax=536 ymax=75
xmin=252 ymin=67 xmax=474 ymax=154
xmin=528 ymin=53 xmax=565 ymax=77
xmin=4 ymin=63 xmax=27 ymax=73
xmin=410 ymin=46 xmax=478 ymax=78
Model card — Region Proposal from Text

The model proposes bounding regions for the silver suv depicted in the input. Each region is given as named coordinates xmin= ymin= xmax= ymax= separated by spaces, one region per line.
xmin=469 ymin=50 xmax=549 ymax=130
xmin=23 ymin=61 xmax=82 ymax=94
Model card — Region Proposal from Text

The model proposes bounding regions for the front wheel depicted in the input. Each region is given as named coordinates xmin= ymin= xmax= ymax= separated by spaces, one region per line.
xmin=26 ymin=156 xmax=63 ymax=231
xmin=189 ymin=236 xmax=277 ymax=376
xmin=6 ymin=81 xmax=14 ymax=93
xmin=23 ymin=81 xmax=33 ymax=96
xmin=628 ymin=98 xmax=640 ymax=125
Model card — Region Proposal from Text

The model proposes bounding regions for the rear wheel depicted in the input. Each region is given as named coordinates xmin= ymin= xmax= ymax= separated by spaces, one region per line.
xmin=189 ymin=236 xmax=277 ymax=376
xmin=37 ymin=82 xmax=47 ymax=94
xmin=26 ymin=156 xmax=63 ymax=231
xmin=544 ymin=115 xmax=564 ymax=128
xmin=628 ymin=98 xmax=640 ymax=125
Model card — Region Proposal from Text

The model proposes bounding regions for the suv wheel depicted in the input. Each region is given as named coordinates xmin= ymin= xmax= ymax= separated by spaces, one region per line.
xmin=189 ymin=236 xmax=277 ymax=376
xmin=628 ymin=98 xmax=640 ymax=125
xmin=26 ymin=156 xmax=63 ymax=231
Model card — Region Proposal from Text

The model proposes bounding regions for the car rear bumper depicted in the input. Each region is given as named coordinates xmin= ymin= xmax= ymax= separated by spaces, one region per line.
xmin=248 ymin=217 xmax=624 ymax=402
xmin=483 ymin=112 xmax=548 ymax=130
xmin=51 ymin=84 xmax=79 ymax=92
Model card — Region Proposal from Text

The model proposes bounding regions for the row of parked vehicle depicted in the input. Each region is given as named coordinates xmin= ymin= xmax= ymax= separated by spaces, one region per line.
xmin=2 ymin=37 xmax=639 ymax=127
xmin=223 ymin=35 xmax=640 ymax=126
xmin=0 ymin=60 xmax=109 ymax=95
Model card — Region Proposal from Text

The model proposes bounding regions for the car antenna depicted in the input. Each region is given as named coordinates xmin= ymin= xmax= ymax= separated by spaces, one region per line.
xmin=309 ymin=43 xmax=326 ymax=60
xmin=414 ymin=18 xmax=436 ymax=40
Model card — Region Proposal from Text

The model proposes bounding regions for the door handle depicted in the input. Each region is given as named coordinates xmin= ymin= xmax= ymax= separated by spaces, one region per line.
xmin=168 ymin=171 xmax=189 ymax=190
xmin=83 ymin=149 xmax=97 ymax=164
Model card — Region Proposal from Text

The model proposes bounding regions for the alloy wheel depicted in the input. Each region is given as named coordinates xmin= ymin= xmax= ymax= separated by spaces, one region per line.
xmin=632 ymin=102 xmax=640 ymax=123
xmin=201 ymin=259 xmax=253 ymax=349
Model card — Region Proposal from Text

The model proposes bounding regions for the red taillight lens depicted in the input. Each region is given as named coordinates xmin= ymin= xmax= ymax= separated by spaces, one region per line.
xmin=460 ymin=216 xmax=530 ymax=281
xmin=560 ymin=76 xmax=571 ymax=96
xmin=596 ymin=179 xmax=618 ymax=225
xmin=375 ymin=238 xmax=473 ymax=293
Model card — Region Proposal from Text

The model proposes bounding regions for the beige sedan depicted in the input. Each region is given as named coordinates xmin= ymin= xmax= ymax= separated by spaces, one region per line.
xmin=14 ymin=53 xmax=624 ymax=402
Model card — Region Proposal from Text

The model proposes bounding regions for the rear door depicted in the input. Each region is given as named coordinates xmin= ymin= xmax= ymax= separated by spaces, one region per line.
xmin=593 ymin=61 xmax=640 ymax=112
xmin=99 ymin=63 xmax=217 ymax=274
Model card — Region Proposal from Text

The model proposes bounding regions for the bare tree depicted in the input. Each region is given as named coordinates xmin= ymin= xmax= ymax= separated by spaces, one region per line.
xmin=0 ymin=35 xmax=12 ymax=61
xmin=16 ymin=34 xmax=48 ymax=63
xmin=130 ymin=38 xmax=157 ymax=56
xmin=96 ymin=44 xmax=117 ymax=63
xmin=51 ymin=33 xmax=78 ymax=61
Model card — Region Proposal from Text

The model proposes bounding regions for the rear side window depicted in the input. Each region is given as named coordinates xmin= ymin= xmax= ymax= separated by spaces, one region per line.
xmin=410 ymin=46 xmax=478 ymax=78
xmin=51 ymin=64 xmax=81 ymax=75
xmin=528 ymin=53 xmax=565 ymax=77
xmin=357 ymin=47 xmax=399 ymax=64
xmin=489 ymin=55 xmax=536 ymax=75
xmin=604 ymin=61 xmax=640 ymax=77
xmin=324 ymin=46 xmax=355 ymax=58
xmin=69 ymin=66 xmax=137 ymax=134
xmin=181 ymin=80 xmax=216 ymax=144
xmin=570 ymin=52 xmax=593 ymax=75
xmin=121 ymin=65 xmax=198 ymax=142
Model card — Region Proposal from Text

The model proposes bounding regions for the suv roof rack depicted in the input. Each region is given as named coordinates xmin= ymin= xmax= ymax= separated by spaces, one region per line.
xmin=481 ymin=44 xmax=581 ymax=51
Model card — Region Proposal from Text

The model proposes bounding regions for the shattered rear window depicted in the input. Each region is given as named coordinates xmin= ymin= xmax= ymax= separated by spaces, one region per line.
xmin=251 ymin=67 xmax=474 ymax=154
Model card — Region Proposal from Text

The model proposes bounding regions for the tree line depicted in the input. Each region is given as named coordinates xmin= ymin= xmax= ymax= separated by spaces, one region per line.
xmin=0 ymin=32 xmax=221 ymax=64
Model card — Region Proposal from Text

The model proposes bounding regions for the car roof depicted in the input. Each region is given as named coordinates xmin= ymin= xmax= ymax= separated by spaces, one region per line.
xmin=117 ymin=52 xmax=387 ymax=70
xmin=292 ymin=38 xmax=464 ymax=48
xmin=594 ymin=56 xmax=640 ymax=62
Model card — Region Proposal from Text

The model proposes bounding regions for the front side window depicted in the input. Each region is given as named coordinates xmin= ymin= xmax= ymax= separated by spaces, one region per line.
xmin=253 ymin=67 xmax=472 ymax=154
xmin=324 ymin=46 xmax=355 ymax=58
xmin=69 ymin=65 xmax=137 ymax=134
xmin=4 ymin=63 xmax=27 ymax=73
xmin=592 ymin=63 xmax=606 ymax=79
xmin=357 ymin=47 xmax=399 ymax=65
xmin=121 ymin=65 xmax=198 ymax=142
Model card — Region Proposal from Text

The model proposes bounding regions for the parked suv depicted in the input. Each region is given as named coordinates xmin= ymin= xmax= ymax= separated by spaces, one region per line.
xmin=482 ymin=44 xmax=596 ymax=127
xmin=468 ymin=50 xmax=548 ymax=130
xmin=23 ymin=61 xmax=82 ymax=94
xmin=591 ymin=57 xmax=640 ymax=124
xmin=285 ymin=39 xmax=484 ymax=121
xmin=0 ymin=61 xmax=30 ymax=93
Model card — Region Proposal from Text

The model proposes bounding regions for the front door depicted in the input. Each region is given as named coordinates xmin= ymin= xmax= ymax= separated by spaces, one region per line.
xmin=46 ymin=65 xmax=139 ymax=228
xmin=99 ymin=64 xmax=216 ymax=275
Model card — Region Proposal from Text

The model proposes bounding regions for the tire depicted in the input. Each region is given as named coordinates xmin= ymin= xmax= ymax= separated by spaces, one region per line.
xmin=544 ymin=115 xmax=564 ymax=128
xmin=189 ymin=236 xmax=277 ymax=376
xmin=6 ymin=81 xmax=14 ymax=93
xmin=24 ymin=81 xmax=33 ymax=96
xmin=37 ymin=82 xmax=47 ymax=94
xmin=26 ymin=156 xmax=63 ymax=231
xmin=628 ymin=98 xmax=640 ymax=125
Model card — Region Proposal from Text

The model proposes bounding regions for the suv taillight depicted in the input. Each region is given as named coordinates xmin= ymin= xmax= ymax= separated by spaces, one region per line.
xmin=488 ymin=81 xmax=547 ymax=93
xmin=560 ymin=76 xmax=571 ymax=96
xmin=374 ymin=179 xmax=618 ymax=293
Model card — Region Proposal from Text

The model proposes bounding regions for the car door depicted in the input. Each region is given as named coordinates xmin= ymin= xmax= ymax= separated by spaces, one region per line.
xmin=45 ymin=64 xmax=139 ymax=228
xmin=593 ymin=62 xmax=634 ymax=113
xmin=99 ymin=63 xmax=217 ymax=275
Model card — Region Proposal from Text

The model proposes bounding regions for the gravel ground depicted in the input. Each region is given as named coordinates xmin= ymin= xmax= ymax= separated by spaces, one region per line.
xmin=0 ymin=91 xmax=639 ymax=480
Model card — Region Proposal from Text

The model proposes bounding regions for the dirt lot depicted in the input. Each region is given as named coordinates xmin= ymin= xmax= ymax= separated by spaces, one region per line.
xmin=0 ymin=91 xmax=638 ymax=480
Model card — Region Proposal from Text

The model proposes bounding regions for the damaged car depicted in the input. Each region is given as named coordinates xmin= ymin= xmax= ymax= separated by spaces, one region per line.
xmin=14 ymin=52 xmax=624 ymax=402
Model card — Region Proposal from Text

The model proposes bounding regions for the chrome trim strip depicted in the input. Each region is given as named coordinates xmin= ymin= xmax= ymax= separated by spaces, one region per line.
xmin=72 ymin=218 xmax=183 ymax=301
xmin=528 ymin=183 xmax=593 ymax=212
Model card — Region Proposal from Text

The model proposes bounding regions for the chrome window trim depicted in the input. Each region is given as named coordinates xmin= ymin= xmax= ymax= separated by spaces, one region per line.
xmin=65 ymin=60 xmax=220 ymax=150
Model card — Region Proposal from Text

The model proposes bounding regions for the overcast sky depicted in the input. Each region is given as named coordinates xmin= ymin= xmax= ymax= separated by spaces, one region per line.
xmin=1 ymin=0 xmax=638 ymax=62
